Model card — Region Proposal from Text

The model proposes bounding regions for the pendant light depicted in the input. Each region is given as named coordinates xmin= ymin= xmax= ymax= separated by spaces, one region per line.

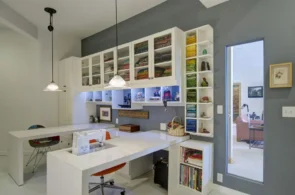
xmin=43 ymin=7 xmax=61 ymax=92
xmin=105 ymin=0 xmax=129 ymax=89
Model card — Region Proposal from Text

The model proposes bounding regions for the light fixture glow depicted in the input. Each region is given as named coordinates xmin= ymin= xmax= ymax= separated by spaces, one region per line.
xmin=44 ymin=81 xmax=62 ymax=91
xmin=105 ymin=0 xmax=129 ymax=89
xmin=43 ymin=7 xmax=61 ymax=92
xmin=105 ymin=75 xmax=130 ymax=89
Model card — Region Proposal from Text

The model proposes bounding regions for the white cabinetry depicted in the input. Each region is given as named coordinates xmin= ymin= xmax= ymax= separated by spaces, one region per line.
xmin=168 ymin=140 xmax=213 ymax=195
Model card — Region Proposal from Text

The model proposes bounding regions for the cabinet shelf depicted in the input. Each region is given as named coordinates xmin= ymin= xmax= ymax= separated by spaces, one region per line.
xmin=154 ymin=45 xmax=172 ymax=53
xmin=104 ymin=60 xmax=114 ymax=64
xmin=198 ymin=70 xmax=212 ymax=74
xmin=92 ymin=74 xmax=101 ymax=77
xmin=186 ymin=56 xmax=197 ymax=60
xmin=154 ymin=61 xmax=171 ymax=67
xmin=92 ymin=64 xmax=100 ymax=67
xmin=82 ymin=67 xmax=89 ymax=69
xmin=196 ymin=133 xmax=213 ymax=138
xmin=180 ymin=162 xmax=202 ymax=169
xmin=197 ymin=117 xmax=212 ymax=121
xmin=104 ymin=71 xmax=114 ymax=75
xmin=197 ymin=87 xmax=212 ymax=89
xmin=198 ymin=54 xmax=212 ymax=59
xmin=118 ymin=69 xmax=130 ymax=72
xmin=134 ymin=51 xmax=148 ymax=57
xmin=186 ymin=43 xmax=197 ymax=47
xmin=134 ymin=65 xmax=149 ymax=70
xmin=118 ymin=56 xmax=129 ymax=61
xmin=197 ymin=40 xmax=212 ymax=46
xmin=197 ymin=103 xmax=213 ymax=105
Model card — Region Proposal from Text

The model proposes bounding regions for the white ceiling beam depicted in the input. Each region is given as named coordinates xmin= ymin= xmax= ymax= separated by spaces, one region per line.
xmin=199 ymin=0 xmax=229 ymax=8
xmin=0 ymin=0 xmax=38 ymax=40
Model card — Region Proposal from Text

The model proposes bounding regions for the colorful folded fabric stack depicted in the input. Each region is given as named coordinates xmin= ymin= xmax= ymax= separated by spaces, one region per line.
xmin=186 ymin=119 xmax=197 ymax=132
xmin=155 ymin=52 xmax=172 ymax=64
xmin=186 ymin=59 xmax=197 ymax=73
xmin=187 ymin=74 xmax=197 ymax=87
xmin=136 ymin=68 xmax=149 ymax=80
xmin=187 ymin=89 xmax=197 ymax=102
xmin=134 ymin=41 xmax=148 ymax=54
xmin=154 ymin=67 xmax=166 ymax=78
xmin=118 ymin=59 xmax=130 ymax=70
xmin=186 ymin=34 xmax=197 ymax=45
xmin=186 ymin=105 xmax=197 ymax=118
xmin=118 ymin=71 xmax=130 ymax=81
xmin=186 ymin=45 xmax=197 ymax=58
xmin=162 ymin=67 xmax=172 ymax=77
xmin=154 ymin=34 xmax=171 ymax=49
xmin=135 ymin=56 xmax=148 ymax=67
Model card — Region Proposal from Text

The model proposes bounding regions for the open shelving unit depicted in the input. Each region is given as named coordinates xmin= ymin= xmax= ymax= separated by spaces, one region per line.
xmin=184 ymin=25 xmax=214 ymax=137
xmin=103 ymin=49 xmax=115 ymax=85
xmin=177 ymin=140 xmax=213 ymax=195
xmin=85 ymin=90 xmax=112 ymax=105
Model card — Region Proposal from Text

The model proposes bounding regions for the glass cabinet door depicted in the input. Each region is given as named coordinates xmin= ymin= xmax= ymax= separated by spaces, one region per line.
xmin=153 ymin=33 xmax=172 ymax=79
xmin=81 ymin=59 xmax=90 ymax=86
xmin=133 ymin=40 xmax=149 ymax=81
xmin=103 ymin=51 xmax=115 ymax=85
xmin=91 ymin=55 xmax=101 ymax=86
xmin=117 ymin=46 xmax=130 ymax=82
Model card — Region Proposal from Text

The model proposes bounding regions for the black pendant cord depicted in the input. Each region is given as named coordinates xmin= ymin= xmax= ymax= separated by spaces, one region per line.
xmin=115 ymin=0 xmax=118 ymax=75
xmin=51 ymin=29 xmax=54 ymax=82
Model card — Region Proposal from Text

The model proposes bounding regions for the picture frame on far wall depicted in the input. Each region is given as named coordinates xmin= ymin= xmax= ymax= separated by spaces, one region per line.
xmin=270 ymin=62 xmax=292 ymax=88
xmin=99 ymin=106 xmax=112 ymax=122
xmin=248 ymin=86 xmax=263 ymax=98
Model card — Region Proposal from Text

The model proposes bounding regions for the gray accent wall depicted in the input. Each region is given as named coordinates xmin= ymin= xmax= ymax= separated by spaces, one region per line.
xmin=83 ymin=0 xmax=295 ymax=194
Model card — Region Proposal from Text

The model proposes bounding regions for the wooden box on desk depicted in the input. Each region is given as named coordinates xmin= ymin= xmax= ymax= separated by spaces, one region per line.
xmin=119 ymin=124 xmax=140 ymax=132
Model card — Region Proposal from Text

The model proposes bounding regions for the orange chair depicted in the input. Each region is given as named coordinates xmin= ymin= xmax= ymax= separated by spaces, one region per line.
xmin=89 ymin=131 xmax=126 ymax=195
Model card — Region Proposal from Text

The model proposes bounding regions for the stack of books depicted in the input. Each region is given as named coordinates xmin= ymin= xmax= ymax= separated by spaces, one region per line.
xmin=179 ymin=164 xmax=202 ymax=192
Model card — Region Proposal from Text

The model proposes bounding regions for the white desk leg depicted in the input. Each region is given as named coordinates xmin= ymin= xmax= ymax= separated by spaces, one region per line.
xmin=8 ymin=135 xmax=24 ymax=186
xmin=47 ymin=154 xmax=89 ymax=195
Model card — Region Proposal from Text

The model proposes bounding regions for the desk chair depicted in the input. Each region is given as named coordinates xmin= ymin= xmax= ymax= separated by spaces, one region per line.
xmin=26 ymin=125 xmax=60 ymax=173
xmin=89 ymin=131 xmax=126 ymax=195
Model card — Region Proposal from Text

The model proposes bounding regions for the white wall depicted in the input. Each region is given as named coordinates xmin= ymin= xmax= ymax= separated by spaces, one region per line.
xmin=0 ymin=28 xmax=80 ymax=154
xmin=233 ymin=41 xmax=264 ymax=118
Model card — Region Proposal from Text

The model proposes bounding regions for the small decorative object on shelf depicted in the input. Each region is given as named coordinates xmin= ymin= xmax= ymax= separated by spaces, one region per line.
xmin=201 ymin=61 xmax=211 ymax=71
xmin=200 ymin=112 xmax=206 ymax=118
xmin=163 ymin=87 xmax=172 ymax=101
xmin=175 ymin=92 xmax=180 ymax=101
xmin=200 ymin=96 xmax=211 ymax=103
xmin=202 ymin=49 xmax=208 ymax=55
xmin=201 ymin=77 xmax=209 ymax=87
xmin=199 ymin=123 xmax=210 ymax=134
xmin=135 ymin=92 xmax=145 ymax=101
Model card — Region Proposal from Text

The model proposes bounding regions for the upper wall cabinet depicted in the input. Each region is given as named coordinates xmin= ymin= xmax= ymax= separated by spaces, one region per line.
xmin=77 ymin=27 xmax=184 ymax=91
xmin=131 ymin=27 xmax=184 ymax=88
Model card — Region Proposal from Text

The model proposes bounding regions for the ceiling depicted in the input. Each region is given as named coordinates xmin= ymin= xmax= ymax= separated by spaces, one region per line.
xmin=2 ymin=0 xmax=167 ymax=39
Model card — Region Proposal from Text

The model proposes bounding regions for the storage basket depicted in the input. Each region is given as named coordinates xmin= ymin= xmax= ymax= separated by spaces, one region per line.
xmin=167 ymin=116 xmax=185 ymax=137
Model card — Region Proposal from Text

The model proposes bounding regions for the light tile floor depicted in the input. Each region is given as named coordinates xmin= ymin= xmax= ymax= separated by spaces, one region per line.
xmin=0 ymin=156 xmax=225 ymax=195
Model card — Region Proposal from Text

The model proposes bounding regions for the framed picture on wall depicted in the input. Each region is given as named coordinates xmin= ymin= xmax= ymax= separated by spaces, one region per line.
xmin=270 ymin=62 xmax=292 ymax=88
xmin=248 ymin=86 xmax=263 ymax=98
xmin=99 ymin=106 xmax=112 ymax=122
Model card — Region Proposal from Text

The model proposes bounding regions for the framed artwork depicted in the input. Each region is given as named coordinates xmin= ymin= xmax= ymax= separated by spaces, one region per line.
xmin=270 ymin=62 xmax=292 ymax=88
xmin=248 ymin=86 xmax=263 ymax=98
xmin=99 ymin=106 xmax=112 ymax=122
xmin=233 ymin=83 xmax=241 ymax=122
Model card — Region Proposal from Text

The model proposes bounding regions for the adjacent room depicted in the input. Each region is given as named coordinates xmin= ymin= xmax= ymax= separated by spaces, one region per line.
xmin=0 ymin=0 xmax=295 ymax=195
xmin=227 ymin=41 xmax=264 ymax=182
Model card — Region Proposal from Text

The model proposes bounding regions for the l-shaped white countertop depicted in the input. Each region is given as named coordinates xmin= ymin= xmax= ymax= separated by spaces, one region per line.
xmin=48 ymin=129 xmax=189 ymax=174
xmin=9 ymin=123 xmax=115 ymax=140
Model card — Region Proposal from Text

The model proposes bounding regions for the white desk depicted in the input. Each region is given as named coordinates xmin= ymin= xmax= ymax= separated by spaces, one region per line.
xmin=8 ymin=123 xmax=115 ymax=186
xmin=47 ymin=130 xmax=189 ymax=195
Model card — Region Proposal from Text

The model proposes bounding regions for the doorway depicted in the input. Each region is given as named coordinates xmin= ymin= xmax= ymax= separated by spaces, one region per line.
xmin=226 ymin=40 xmax=264 ymax=182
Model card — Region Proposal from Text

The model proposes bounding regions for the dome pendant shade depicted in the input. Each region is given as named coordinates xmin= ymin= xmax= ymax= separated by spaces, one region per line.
xmin=105 ymin=75 xmax=130 ymax=89
xmin=43 ymin=81 xmax=62 ymax=91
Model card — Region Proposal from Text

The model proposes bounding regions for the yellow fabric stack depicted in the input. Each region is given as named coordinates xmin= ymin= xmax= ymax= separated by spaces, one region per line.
xmin=186 ymin=34 xmax=197 ymax=45
xmin=186 ymin=45 xmax=197 ymax=58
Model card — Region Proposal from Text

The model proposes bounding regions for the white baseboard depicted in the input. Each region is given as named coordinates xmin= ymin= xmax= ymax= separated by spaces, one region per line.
xmin=0 ymin=151 xmax=34 ymax=156
xmin=211 ymin=183 xmax=249 ymax=195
